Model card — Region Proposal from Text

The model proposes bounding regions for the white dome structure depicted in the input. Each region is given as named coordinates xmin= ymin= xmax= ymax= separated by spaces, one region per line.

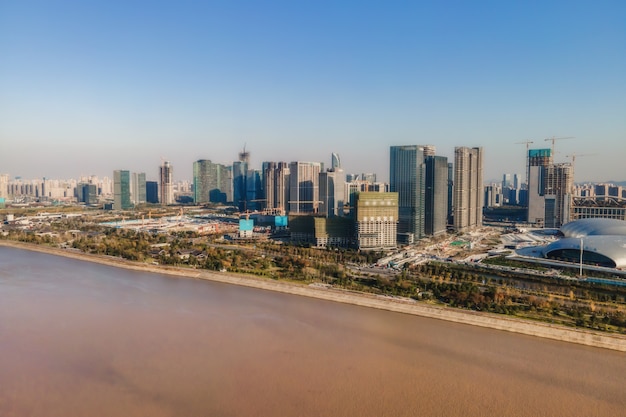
xmin=543 ymin=218 xmax=626 ymax=269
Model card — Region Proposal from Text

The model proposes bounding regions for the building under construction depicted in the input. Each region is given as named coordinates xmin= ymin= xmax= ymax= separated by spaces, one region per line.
xmin=527 ymin=149 xmax=573 ymax=228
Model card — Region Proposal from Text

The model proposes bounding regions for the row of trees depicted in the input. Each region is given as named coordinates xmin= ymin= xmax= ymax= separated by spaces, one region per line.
xmin=4 ymin=217 xmax=625 ymax=333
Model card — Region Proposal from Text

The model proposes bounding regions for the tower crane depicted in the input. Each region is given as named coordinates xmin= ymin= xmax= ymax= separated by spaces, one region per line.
xmin=565 ymin=153 xmax=596 ymax=180
xmin=515 ymin=140 xmax=534 ymax=187
xmin=544 ymin=136 xmax=574 ymax=155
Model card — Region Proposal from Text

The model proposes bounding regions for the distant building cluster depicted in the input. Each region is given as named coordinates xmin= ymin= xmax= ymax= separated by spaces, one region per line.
xmin=484 ymin=173 xmax=524 ymax=208
xmin=483 ymin=148 xmax=575 ymax=229
xmin=2 ymin=140 xmax=623 ymax=250
xmin=571 ymin=183 xmax=626 ymax=221
xmin=482 ymin=146 xmax=626 ymax=227
xmin=0 ymin=170 xmax=189 ymax=208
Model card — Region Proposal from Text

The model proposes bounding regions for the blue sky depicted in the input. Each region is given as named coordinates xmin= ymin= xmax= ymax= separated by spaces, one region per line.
xmin=1 ymin=0 xmax=625 ymax=182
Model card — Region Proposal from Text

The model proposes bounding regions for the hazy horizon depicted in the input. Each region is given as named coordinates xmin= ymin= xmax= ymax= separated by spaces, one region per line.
xmin=1 ymin=1 xmax=625 ymax=183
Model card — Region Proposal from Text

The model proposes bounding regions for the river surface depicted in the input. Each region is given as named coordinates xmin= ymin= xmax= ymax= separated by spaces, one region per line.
xmin=1 ymin=247 xmax=625 ymax=417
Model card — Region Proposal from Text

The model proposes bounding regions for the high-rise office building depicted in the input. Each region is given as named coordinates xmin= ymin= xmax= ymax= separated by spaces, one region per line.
xmin=159 ymin=161 xmax=174 ymax=205
xmin=447 ymin=163 xmax=454 ymax=226
xmin=146 ymin=181 xmax=159 ymax=203
xmin=193 ymin=160 xmax=232 ymax=204
xmin=502 ymin=174 xmax=512 ymax=189
xmin=500 ymin=173 xmax=521 ymax=205
xmin=77 ymin=183 xmax=98 ymax=205
xmin=113 ymin=170 xmax=132 ymax=210
xmin=484 ymin=184 xmax=502 ymax=208
xmin=233 ymin=147 xmax=250 ymax=211
xmin=390 ymin=145 xmax=426 ymax=243
xmin=345 ymin=181 xmax=364 ymax=217
xmin=319 ymin=170 xmax=344 ymax=217
xmin=319 ymin=153 xmax=346 ymax=217
xmin=355 ymin=192 xmax=398 ymax=250
xmin=233 ymin=160 xmax=247 ymax=209
xmin=289 ymin=161 xmax=322 ymax=214
xmin=453 ymin=147 xmax=483 ymax=232
xmin=425 ymin=155 xmax=449 ymax=236
xmin=245 ymin=169 xmax=262 ymax=211
xmin=131 ymin=172 xmax=146 ymax=205
xmin=263 ymin=162 xmax=290 ymax=214
xmin=331 ymin=153 xmax=341 ymax=170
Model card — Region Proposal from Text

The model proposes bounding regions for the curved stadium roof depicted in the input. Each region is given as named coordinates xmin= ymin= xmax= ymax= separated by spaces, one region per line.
xmin=560 ymin=218 xmax=626 ymax=238
xmin=543 ymin=218 xmax=626 ymax=269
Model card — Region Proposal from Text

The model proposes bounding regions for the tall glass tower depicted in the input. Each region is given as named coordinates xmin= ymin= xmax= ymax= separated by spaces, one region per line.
xmin=425 ymin=155 xmax=449 ymax=236
xmin=113 ymin=170 xmax=132 ymax=210
xmin=390 ymin=145 xmax=426 ymax=244
xmin=193 ymin=160 xmax=232 ymax=204
xmin=288 ymin=161 xmax=322 ymax=214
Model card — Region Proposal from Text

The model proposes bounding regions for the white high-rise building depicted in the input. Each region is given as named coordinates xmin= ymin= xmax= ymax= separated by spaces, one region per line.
xmin=319 ymin=153 xmax=346 ymax=217
xmin=288 ymin=161 xmax=322 ymax=214
xmin=131 ymin=172 xmax=146 ymax=205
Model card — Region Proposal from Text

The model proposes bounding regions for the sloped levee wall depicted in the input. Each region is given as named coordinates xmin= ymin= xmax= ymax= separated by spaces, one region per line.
xmin=2 ymin=240 xmax=626 ymax=352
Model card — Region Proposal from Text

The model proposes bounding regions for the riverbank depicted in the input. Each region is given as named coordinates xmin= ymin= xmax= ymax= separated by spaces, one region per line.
xmin=2 ymin=239 xmax=626 ymax=352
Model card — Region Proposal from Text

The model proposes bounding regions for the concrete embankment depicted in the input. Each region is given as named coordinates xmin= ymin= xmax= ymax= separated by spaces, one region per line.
xmin=2 ymin=240 xmax=626 ymax=352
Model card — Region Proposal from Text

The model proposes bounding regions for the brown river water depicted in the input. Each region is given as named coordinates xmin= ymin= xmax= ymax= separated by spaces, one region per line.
xmin=0 ymin=247 xmax=624 ymax=417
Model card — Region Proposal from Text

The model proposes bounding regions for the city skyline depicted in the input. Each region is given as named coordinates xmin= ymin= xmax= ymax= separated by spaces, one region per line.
xmin=1 ymin=1 xmax=625 ymax=182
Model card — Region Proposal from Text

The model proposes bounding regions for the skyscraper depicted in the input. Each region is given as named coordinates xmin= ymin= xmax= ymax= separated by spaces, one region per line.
xmin=193 ymin=160 xmax=232 ymax=204
xmin=390 ymin=145 xmax=426 ymax=243
xmin=331 ymin=153 xmax=341 ymax=170
xmin=233 ymin=146 xmax=250 ymax=211
xmin=159 ymin=161 xmax=174 ymax=205
xmin=502 ymin=173 xmax=512 ymax=189
xmin=425 ymin=155 xmax=449 ymax=236
xmin=77 ymin=183 xmax=98 ymax=205
xmin=289 ymin=161 xmax=322 ymax=214
xmin=484 ymin=184 xmax=502 ymax=208
xmin=453 ymin=147 xmax=483 ymax=232
xmin=447 ymin=162 xmax=454 ymax=226
xmin=113 ymin=170 xmax=132 ymax=210
xmin=245 ymin=169 xmax=262 ymax=211
xmin=263 ymin=162 xmax=290 ymax=214
xmin=319 ymin=153 xmax=346 ymax=217
xmin=146 ymin=181 xmax=159 ymax=204
xmin=131 ymin=172 xmax=146 ymax=205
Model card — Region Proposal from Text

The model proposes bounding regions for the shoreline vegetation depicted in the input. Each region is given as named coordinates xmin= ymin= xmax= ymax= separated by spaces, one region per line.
xmin=3 ymin=239 xmax=626 ymax=352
